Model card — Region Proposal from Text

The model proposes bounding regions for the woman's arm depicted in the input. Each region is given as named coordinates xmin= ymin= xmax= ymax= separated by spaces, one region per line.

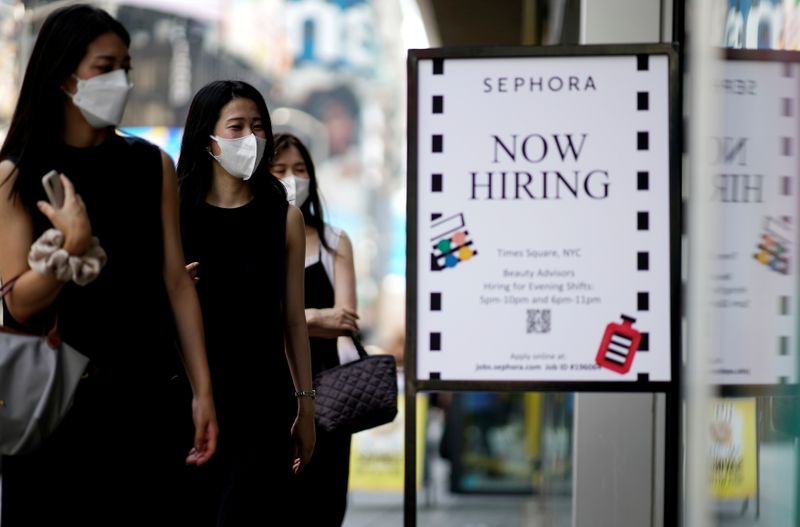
xmin=332 ymin=231 xmax=357 ymax=310
xmin=305 ymin=230 xmax=359 ymax=338
xmin=0 ymin=161 xmax=91 ymax=322
xmin=284 ymin=205 xmax=315 ymax=473
xmin=159 ymin=151 xmax=217 ymax=466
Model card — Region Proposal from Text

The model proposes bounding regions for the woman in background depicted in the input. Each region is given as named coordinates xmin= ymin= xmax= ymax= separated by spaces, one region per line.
xmin=271 ymin=133 xmax=359 ymax=526
xmin=178 ymin=82 xmax=315 ymax=525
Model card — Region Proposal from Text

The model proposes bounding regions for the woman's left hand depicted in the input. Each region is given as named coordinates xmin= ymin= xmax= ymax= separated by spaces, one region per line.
xmin=37 ymin=174 xmax=93 ymax=255
xmin=185 ymin=392 xmax=218 ymax=466
xmin=306 ymin=306 xmax=359 ymax=338
xmin=291 ymin=403 xmax=316 ymax=474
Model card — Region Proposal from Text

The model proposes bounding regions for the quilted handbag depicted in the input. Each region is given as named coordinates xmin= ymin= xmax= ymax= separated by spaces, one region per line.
xmin=0 ymin=275 xmax=89 ymax=455
xmin=313 ymin=334 xmax=398 ymax=434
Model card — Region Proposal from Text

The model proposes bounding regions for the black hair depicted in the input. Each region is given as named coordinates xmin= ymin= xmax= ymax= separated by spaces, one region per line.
xmin=0 ymin=4 xmax=130 ymax=213
xmin=272 ymin=133 xmax=332 ymax=253
xmin=177 ymin=80 xmax=285 ymax=207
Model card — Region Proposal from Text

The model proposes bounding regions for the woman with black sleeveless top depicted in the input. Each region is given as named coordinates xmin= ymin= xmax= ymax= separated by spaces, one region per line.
xmin=0 ymin=5 xmax=217 ymax=526
xmin=271 ymin=133 xmax=359 ymax=526
xmin=178 ymin=81 xmax=315 ymax=525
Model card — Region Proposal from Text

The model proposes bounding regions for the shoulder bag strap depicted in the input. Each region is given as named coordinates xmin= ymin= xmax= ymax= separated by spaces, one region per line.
xmin=0 ymin=274 xmax=21 ymax=300
xmin=350 ymin=331 xmax=369 ymax=360
xmin=0 ymin=272 xmax=61 ymax=346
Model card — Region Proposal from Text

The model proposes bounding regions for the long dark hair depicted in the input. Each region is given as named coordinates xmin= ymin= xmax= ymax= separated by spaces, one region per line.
xmin=177 ymin=80 xmax=284 ymax=207
xmin=0 ymin=4 xmax=130 ymax=213
xmin=272 ymin=133 xmax=332 ymax=253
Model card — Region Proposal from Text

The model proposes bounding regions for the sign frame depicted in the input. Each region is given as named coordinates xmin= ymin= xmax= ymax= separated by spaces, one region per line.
xmin=404 ymin=44 xmax=682 ymax=527
xmin=406 ymin=43 xmax=682 ymax=394
xmin=716 ymin=48 xmax=800 ymax=397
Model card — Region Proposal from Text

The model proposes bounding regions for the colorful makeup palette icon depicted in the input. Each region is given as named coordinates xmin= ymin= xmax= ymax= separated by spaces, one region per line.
xmin=754 ymin=234 xmax=789 ymax=274
xmin=753 ymin=216 xmax=791 ymax=275
xmin=430 ymin=213 xmax=478 ymax=271
xmin=433 ymin=231 xmax=477 ymax=270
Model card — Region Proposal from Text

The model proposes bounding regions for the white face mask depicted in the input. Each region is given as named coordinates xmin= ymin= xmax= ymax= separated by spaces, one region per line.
xmin=281 ymin=175 xmax=311 ymax=207
xmin=68 ymin=69 xmax=133 ymax=128
xmin=209 ymin=134 xmax=267 ymax=181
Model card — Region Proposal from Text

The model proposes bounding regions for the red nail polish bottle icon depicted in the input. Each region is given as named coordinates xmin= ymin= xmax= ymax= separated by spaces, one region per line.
xmin=596 ymin=315 xmax=642 ymax=374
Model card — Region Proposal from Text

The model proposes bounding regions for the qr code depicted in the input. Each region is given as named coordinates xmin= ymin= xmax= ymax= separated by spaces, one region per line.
xmin=527 ymin=309 xmax=551 ymax=334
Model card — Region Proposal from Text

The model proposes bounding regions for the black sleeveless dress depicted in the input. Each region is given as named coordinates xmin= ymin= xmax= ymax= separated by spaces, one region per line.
xmin=306 ymin=254 xmax=340 ymax=375
xmin=1 ymin=134 xmax=192 ymax=526
xmin=180 ymin=192 xmax=296 ymax=524
xmin=295 ymin=244 xmax=353 ymax=526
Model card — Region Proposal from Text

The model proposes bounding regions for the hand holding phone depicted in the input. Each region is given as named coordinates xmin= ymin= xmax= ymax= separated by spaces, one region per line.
xmin=42 ymin=170 xmax=65 ymax=209
xmin=37 ymin=171 xmax=93 ymax=254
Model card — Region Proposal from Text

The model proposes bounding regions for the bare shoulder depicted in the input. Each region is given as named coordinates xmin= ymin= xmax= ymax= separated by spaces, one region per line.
xmin=0 ymin=159 xmax=17 ymax=187
xmin=286 ymin=203 xmax=304 ymax=226
xmin=0 ymin=158 xmax=17 ymax=175
xmin=337 ymin=229 xmax=352 ymax=245
xmin=159 ymin=149 xmax=179 ymax=198
xmin=0 ymin=159 xmax=18 ymax=200
xmin=160 ymin=149 xmax=177 ymax=174
xmin=335 ymin=228 xmax=353 ymax=257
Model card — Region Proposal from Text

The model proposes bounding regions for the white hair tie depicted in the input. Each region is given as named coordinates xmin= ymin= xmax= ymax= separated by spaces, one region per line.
xmin=28 ymin=228 xmax=107 ymax=286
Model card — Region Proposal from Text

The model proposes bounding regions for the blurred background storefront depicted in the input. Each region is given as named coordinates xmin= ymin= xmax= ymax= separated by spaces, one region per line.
xmin=1 ymin=0 xmax=416 ymax=352
xmin=2 ymin=1 xmax=800 ymax=526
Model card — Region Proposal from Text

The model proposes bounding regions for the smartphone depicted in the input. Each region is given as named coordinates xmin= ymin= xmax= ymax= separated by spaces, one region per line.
xmin=42 ymin=170 xmax=65 ymax=209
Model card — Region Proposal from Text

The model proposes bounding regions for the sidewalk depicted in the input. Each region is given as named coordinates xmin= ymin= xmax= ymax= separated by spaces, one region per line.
xmin=343 ymin=491 xmax=572 ymax=527
xmin=343 ymin=447 xmax=571 ymax=527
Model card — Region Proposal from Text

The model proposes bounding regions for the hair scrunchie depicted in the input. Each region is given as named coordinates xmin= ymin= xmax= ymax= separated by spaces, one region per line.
xmin=28 ymin=228 xmax=107 ymax=286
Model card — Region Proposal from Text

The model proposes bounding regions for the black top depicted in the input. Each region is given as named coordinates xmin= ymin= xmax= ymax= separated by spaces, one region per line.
xmin=1 ymin=134 xmax=198 ymax=527
xmin=181 ymin=193 xmax=294 ymax=443
xmin=304 ymin=254 xmax=340 ymax=375
xmin=9 ymin=134 xmax=178 ymax=383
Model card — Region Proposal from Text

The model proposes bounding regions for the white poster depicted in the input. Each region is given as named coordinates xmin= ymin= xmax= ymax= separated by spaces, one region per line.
xmin=413 ymin=51 xmax=673 ymax=383
xmin=712 ymin=57 xmax=800 ymax=385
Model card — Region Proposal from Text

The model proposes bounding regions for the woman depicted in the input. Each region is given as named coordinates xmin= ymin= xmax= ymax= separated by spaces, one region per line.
xmin=177 ymin=81 xmax=315 ymax=524
xmin=0 ymin=4 xmax=217 ymax=526
xmin=271 ymin=133 xmax=359 ymax=526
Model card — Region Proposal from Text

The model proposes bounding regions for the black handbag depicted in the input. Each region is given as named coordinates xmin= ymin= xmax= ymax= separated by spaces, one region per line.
xmin=313 ymin=334 xmax=398 ymax=434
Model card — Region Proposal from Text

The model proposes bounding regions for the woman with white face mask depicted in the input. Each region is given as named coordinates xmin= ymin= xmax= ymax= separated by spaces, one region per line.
xmin=271 ymin=133 xmax=359 ymax=526
xmin=0 ymin=4 xmax=217 ymax=526
xmin=178 ymin=82 xmax=315 ymax=524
